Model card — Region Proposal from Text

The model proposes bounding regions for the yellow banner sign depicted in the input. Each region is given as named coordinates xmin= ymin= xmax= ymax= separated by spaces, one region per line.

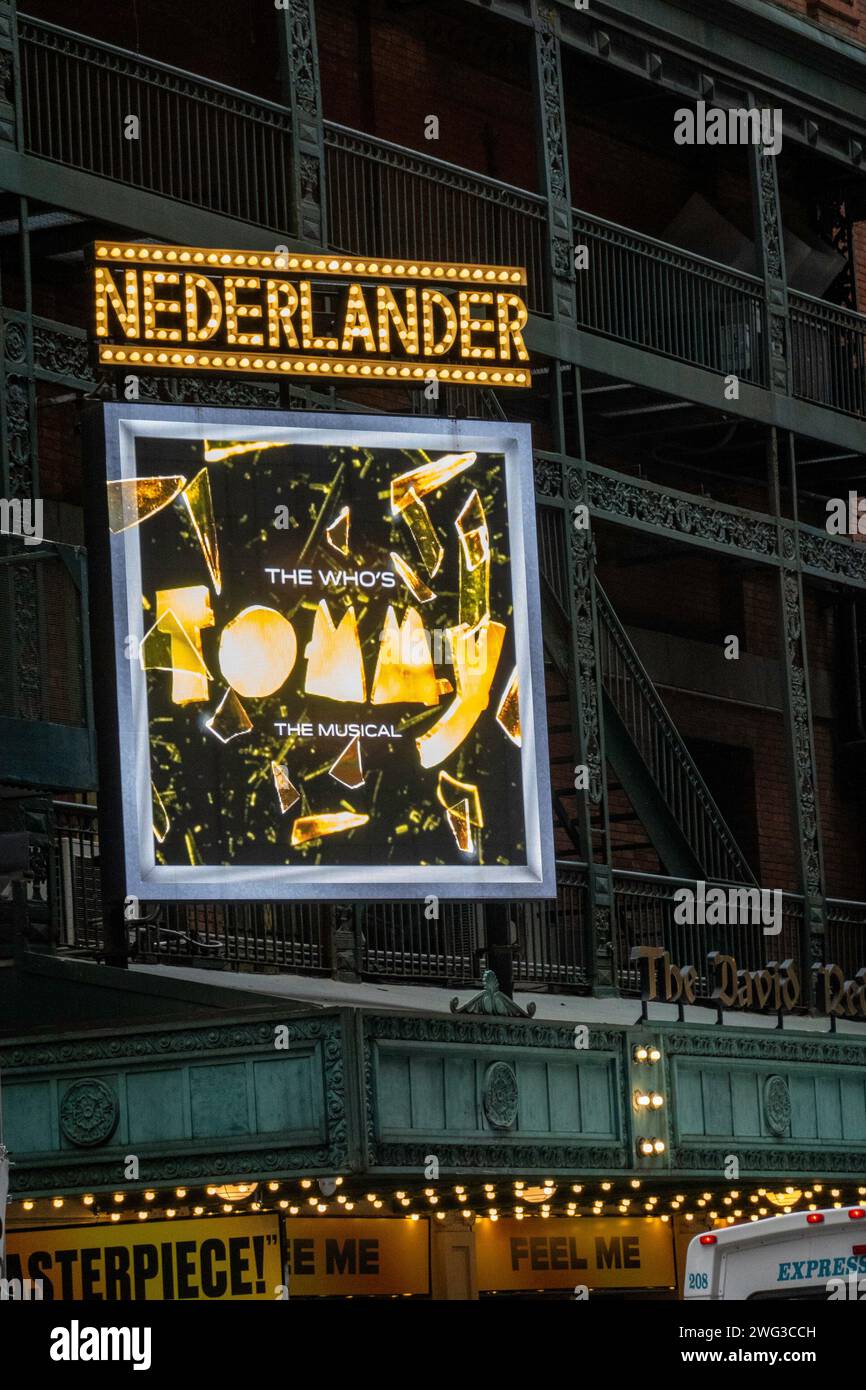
xmin=475 ymin=1216 xmax=675 ymax=1291
xmin=7 ymin=1215 xmax=281 ymax=1300
xmin=93 ymin=242 xmax=531 ymax=387
xmin=284 ymin=1218 xmax=430 ymax=1296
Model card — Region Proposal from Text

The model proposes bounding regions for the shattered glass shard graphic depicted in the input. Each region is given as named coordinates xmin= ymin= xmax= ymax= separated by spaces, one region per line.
xmin=328 ymin=735 xmax=365 ymax=789
xmin=325 ymin=505 xmax=351 ymax=556
xmin=272 ymin=761 xmax=301 ymax=813
xmin=444 ymin=797 xmax=476 ymax=854
xmin=290 ymin=811 xmax=369 ymax=846
xmin=495 ymin=666 xmax=521 ymax=747
xmin=435 ymin=769 xmax=485 ymax=855
xmin=205 ymin=687 xmax=253 ymax=743
xmin=390 ymin=451 xmax=476 ymax=577
xmin=181 ymin=467 xmax=222 ymax=594
xmin=203 ymin=440 xmax=286 ymax=463
xmin=107 ymin=476 xmax=186 ymax=533
xmin=456 ymin=488 xmax=490 ymax=628
xmin=390 ymin=551 xmax=436 ymax=605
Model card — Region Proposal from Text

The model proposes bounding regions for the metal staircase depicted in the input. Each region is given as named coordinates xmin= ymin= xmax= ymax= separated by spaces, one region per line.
xmin=541 ymin=571 xmax=755 ymax=884
xmin=594 ymin=585 xmax=755 ymax=884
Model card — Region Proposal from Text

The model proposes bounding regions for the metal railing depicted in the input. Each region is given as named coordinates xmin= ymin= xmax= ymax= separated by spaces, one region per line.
xmin=12 ymin=16 xmax=866 ymax=417
xmin=18 ymin=807 xmax=866 ymax=1008
xmin=572 ymin=210 xmax=768 ymax=387
xmin=324 ymin=122 xmax=549 ymax=313
xmin=18 ymin=16 xmax=293 ymax=233
xmin=596 ymin=583 xmax=755 ymax=885
xmin=790 ymin=292 xmax=866 ymax=420
xmin=512 ymin=863 xmax=589 ymax=988
xmin=361 ymin=901 xmax=481 ymax=983
xmin=53 ymin=800 xmax=101 ymax=951
xmin=826 ymin=898 xmax=866 ymax=981
xmin=535 ymin=503 xmax=572 ymax=616
xmin=135 ymin=901 xmax=330 ymax=972
xmin=613 ymin=870 xmax=804 ymax=998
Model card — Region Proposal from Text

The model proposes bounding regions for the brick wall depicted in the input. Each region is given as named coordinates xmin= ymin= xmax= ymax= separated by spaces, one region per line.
xmin=770 ymin=0 xmax=864 ymax=42
xmin=316 ymin=0 xmax=537 ymax=190
xmin=23 ymin=0 xmax=279 ymax=98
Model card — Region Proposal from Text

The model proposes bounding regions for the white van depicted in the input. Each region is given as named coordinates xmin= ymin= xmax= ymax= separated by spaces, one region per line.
xmin=684 ymin=1206 xmax=866 ymax=1300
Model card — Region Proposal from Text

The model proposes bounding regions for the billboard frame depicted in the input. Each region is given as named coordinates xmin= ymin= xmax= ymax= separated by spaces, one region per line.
xmin=86 ymin=403 xmax=555 ymax=904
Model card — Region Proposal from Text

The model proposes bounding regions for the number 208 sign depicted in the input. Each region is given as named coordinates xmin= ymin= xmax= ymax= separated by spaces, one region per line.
xmin=90 ymin=405 xmax=554 ymax=901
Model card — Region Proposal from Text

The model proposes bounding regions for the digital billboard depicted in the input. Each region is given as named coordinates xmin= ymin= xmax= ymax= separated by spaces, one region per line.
xmin=93 ymin=406 xmax=553 ymax=900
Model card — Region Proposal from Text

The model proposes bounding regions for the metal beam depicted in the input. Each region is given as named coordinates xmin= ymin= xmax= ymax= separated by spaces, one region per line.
xmin=769 ymin=429 xmax=827 ymax=999
xmin=277 ymin=0 xmax=327 ymax=246
xmin=748 ymin=123 xmax=791 ymax=396
xmin=526 ymin=316 xmax=866 ymax=455
xmin=537 ymin=456 xmax=617 ymax=991
xmin=530 ymin=2 xmax=576 ymax=329
xmin=535 ymin=451 xmax=866 ymax=590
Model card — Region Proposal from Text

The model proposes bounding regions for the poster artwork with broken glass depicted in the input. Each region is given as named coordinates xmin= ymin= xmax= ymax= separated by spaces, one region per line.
xmin=99 ymin=407 xmax=553 ymax=900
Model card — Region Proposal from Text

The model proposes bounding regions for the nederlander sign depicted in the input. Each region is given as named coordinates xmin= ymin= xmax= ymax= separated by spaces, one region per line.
xmin=92 ymin=242 xmax=531 ymax=388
